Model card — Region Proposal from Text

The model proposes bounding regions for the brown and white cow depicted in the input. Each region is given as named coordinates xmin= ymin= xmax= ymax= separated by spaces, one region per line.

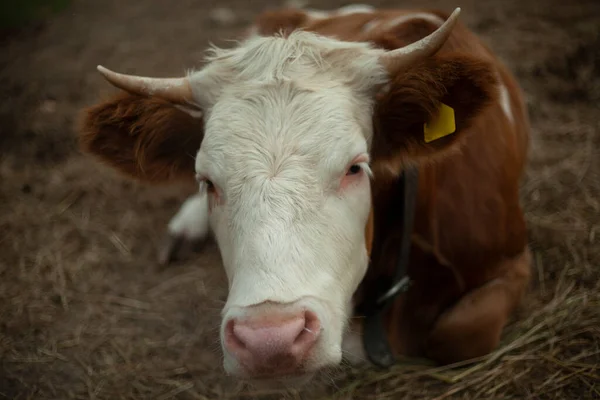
xmin=78 ymin=5 xmax=532 ymax=386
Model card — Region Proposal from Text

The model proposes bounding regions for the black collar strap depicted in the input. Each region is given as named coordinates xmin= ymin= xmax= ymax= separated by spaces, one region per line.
xmin=359 ymin=167 xmax=419 ymax=368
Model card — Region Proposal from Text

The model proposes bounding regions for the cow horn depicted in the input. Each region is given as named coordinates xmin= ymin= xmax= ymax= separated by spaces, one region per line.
xmin=96 ymin=65 xmax=194 ymax=104
xmin=379 ymin=7 xmax=461 ymax=76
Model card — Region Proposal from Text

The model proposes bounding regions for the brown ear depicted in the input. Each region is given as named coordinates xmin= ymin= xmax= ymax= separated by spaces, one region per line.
xmin=78 ymin=92 xmax=204 ymax=184
xmin=372 ymin=53 xmax=498 ymax=173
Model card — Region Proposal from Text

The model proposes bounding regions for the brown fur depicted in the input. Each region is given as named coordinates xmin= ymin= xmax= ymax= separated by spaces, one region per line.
xmin=78 ymin=93 xmax=204 ymax=183
xmin=372 ymin=53 xmax=499 ymax=167
xmin=77 ymin=7 xmax=532 ymax=366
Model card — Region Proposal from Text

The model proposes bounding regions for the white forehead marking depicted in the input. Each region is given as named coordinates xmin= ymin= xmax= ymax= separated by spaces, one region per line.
xmin=190 ymin=30 xmax=388 ymax=178
xmin=198 ymin=83 xmax=370 ymax=185
xmin=191 ymin=30 xmax=387 ymax=94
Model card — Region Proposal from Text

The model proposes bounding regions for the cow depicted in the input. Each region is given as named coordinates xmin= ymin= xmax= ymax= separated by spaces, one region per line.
xmin=77 ymin=4 xmax=532 ymax=387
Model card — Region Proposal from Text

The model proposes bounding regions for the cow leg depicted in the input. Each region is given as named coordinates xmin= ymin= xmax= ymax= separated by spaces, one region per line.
xmin=158 ymin=191 xmax=210 ymax=266
xmin=424 ymin=248 xmax=531 ymax=364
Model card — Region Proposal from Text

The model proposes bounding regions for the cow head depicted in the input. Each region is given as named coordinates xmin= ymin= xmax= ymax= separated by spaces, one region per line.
xmin=78 ymin=8 xmax=497 ymax=385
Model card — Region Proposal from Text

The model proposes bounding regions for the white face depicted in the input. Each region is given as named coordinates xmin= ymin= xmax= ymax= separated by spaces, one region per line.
xmin=188 ymin=31 xmax=388 ymax=382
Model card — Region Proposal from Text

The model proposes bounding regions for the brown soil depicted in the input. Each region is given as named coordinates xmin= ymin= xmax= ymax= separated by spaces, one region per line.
xmin=1 ymin=0 xmax=599 ymax=399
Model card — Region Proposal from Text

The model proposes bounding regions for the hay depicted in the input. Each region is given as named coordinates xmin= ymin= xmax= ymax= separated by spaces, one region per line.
xmin=321 ymin=287 xmax=600 ymax=399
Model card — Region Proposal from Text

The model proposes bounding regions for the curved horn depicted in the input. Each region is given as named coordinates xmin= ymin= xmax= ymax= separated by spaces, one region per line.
xmin=96 ymin=65 xmax=194 ymax=104
xmin=379 ymin=7 xmax=461 ymax=76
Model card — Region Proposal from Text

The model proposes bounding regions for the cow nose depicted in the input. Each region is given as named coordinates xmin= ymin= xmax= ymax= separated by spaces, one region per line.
xmin=224 ymin=310 xmax=320 ymax=375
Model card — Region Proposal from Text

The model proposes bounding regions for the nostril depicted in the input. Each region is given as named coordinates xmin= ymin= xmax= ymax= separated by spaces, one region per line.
xmin=225 ymin=319 xmax=247 ymax=352
xmin=230 ymin=314 xmax=306 ymax=352
xmin=305 ymin=310 xmax=321 ymax=334
xmin=293 ymin=310 xmax=321 ymax=349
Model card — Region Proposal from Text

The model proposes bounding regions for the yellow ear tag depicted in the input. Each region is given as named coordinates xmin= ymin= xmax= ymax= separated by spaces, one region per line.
xmin=424 ymin=103 xmax=456 ymax=143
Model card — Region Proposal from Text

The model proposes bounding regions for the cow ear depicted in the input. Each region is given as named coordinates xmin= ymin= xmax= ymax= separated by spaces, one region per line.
xmin=77 ymin=92 xmax=204 ymax=184
xmin=372 ymin=53 xmax=498 ymax=175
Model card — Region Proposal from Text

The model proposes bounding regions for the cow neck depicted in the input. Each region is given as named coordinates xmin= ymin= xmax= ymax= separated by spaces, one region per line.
xmin=357 ymin=167 xmax=419 ymax=368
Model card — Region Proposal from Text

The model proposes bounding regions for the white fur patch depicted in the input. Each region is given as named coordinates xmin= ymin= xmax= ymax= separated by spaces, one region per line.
xmin=497 ymin=77 xmax=514 ymax=124
xmin=185 ymin=30 xmax=387 ymax=376
xmin=167 ymin=191 xmax=210 ymax=240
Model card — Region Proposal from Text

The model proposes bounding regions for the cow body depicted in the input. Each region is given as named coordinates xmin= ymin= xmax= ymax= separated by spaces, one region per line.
xmin=79 ymin=5 xmax=531 ymax=386
xmin=258 ymin=5 xmax=532 ymax=364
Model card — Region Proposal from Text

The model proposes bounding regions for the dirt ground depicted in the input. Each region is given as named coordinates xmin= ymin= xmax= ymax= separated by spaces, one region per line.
xmin=0 ymin=0 xmax=598 ymax=399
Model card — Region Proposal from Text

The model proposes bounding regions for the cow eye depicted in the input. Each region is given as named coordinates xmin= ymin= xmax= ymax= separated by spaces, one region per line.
xmin=347 ymin=164 xmax=362 ymax=175
xmin=205 ymin=180 xmax=215 ymax=192
xmin=198 ymin=175 xmax=215 ymax=193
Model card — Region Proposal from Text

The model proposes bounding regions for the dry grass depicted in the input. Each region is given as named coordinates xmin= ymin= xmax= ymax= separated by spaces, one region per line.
xmin=322 ymin=286 xmax=600 ymax=399
xmin=1 ymin=0 xmax=599 ymax=399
